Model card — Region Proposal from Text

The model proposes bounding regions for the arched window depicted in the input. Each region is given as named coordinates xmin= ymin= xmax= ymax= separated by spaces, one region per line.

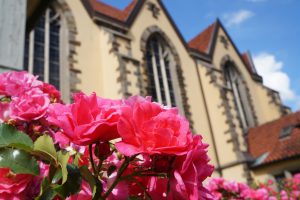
xmin=224 ymin=62 xmax=255 ymax=130
xmin=145 ymin=34 xmax=176 ymax=107
xmin=24 ymin=7 xmax=61 ymax=90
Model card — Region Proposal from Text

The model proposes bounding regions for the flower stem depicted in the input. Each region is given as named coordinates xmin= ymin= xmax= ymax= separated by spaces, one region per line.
xmin=89 ymin=144 xmax=97 ymax=175
xmin=132 ymin=178 xmax=152 ymax=200
xmin=101 ymin=155 xmax=135 ymax=199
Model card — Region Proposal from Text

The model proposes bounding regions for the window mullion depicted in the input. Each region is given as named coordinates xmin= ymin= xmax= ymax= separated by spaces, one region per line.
xmin=158 ymin=43 xmax=171 ymax=106
xmin=44 ymin=9 xmax=50 ymax=83
xmin=232 ymin=80 xmax=248 ymax=130
xmin=150 ymin=44 xmax=162 ymax=104
xmin=28 ymin=31 xmax=35 ymax=74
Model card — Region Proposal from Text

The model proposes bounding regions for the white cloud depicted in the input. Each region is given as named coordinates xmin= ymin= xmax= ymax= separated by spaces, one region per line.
xmin=253 ymin=52 xmax=296 ymax=101
xmin=223 ymin=10 xmax=254 ymax=27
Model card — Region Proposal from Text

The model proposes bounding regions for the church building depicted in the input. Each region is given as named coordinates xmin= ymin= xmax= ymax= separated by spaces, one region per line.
xmin=0 ymin=0 xmax=299 ymax=184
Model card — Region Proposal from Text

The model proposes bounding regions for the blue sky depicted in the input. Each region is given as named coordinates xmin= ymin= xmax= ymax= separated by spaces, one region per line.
xmin=102 ymin=0 xmax=300 ymax=111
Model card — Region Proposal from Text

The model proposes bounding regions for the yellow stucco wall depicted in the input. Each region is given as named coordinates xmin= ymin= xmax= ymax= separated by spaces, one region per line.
xmin=65 ymin=0 xmax=103 ymax=96
xmin=222 ymin=164 xmax=249 ymax=183
xmin=196 ymin=60 xmax=237 ymax=166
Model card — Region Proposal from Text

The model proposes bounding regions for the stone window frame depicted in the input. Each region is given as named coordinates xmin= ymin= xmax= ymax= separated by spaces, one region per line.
xmin=25 ymin=7 xmax=61 ymax=88
xmin=220 ymin=55 xmax=257 ymax=131
xmin=140 ymin=26 xmax=193 ymax=126
xmin=145 ymin=34 xmax=177 ymax=107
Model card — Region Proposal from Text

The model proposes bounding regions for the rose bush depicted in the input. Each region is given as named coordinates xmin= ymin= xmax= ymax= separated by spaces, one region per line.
xmin=1 ymin=70 xmax=299 ymax=200
xmin=206 ymin=175 xmax=300 ymax=200
xmin=0 ymin=71 xmax=213 ymax=199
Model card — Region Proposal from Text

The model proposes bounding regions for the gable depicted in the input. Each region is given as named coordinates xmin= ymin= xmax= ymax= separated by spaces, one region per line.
xmin=81 ymin=0 xmax=190 ymax=54
xmin=200 ymin=20 xmax=262 ymax=82
xmin=128 ymin=0 xmax=192 ymax=62
xmin=81 ymin=0 xmax=144 ymax=30
xmin=188 ymin=22 xmax=216 ymax=55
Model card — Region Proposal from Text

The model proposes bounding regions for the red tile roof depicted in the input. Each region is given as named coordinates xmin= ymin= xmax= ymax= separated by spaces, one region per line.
xmin=248 ymin=111 xmax=300 ymax=166
xmin=188 ymin=22 xmax=216 ymax=54
xmin=242 ymin=52 xmax=254 ymax=74
xmin=88 ymin=0 xmax=138 ymax=22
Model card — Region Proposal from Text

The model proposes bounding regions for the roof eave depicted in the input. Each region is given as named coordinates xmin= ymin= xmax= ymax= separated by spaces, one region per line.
xmin=189 ymin=49 xmax=212 ymax=63
xmin=250 ymin=153 xmax=300 ymax=169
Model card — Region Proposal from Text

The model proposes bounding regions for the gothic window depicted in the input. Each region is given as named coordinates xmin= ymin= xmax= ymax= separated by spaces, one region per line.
xmin=24 ymin=7 xmax=61 ymax=90
xmin=145 ymin=34 xmax=176 ymax=107
xmin=224 ymin=62 xmax=255 ymax=130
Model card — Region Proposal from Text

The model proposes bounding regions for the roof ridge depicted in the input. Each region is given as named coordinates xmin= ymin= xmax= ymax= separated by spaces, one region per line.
xmin=188 ymin=20 xmax=217 ymax=54
xmin=88 ymin=0 xmax=139 ymax=23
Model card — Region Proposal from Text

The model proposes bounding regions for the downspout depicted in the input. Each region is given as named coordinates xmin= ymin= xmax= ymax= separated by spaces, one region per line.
xmin=194 ymin=59 xmax=222 ymax=177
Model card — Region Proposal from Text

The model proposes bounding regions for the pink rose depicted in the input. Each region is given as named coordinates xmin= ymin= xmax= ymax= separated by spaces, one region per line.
xmin=41 ymin=83 xmax=61 ymax=103
xmin=53 ymin=131 xmax=71 ymax=148
xmin=47 ymin=92 xmax=121 ymax=146
xmin=0 ymin=71 xmax=42 ymax=97
xmin=169 ymin=135 xmax=214 ymax=200
xmin=243 ymin=188 xmax=269 ymax=200
xmin=223 ymin=180 xmax=239 ymax=193
xmin=0 ymin=168 xmax=35 ymax=200
xmin=115 ymin=96 xmax=193 ymax=156
xmin=206 ymin=178 xmax=225 ymax=192
xmin=105 ymin=176 xmax=129 ymax=200
xmin=146 ymin=177 xmax=168 ymax=199
xmin=10 ymin=88 xmax=50 ymax=121
xmin=280 ymin=190 xmax=289 ymax=200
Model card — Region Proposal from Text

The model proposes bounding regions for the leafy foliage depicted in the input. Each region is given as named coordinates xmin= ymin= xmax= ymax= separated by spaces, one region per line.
xmin=0 ymin=148 xmax=39 ymax=175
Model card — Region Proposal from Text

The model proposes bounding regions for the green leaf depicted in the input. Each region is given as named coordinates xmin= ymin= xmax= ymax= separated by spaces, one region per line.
xmin=33 ymin=135 xmax=70 ymax=185
xmin=35 ymin=178 xmax=57 ymax=200
xmin=38 ymin=188 xmax=56 ymax=200
xmin=51 ymin=169 xmax=62 ymax=184
xmin=73 ymin=153 xmax=80 ymax=166
xmin=33 ymin=135 xmax=57 ymax=162
xmin=80 ymin=165 xmax=96 ymax=191
xmin=79 ymin=165 xmax=102 ymax=199
xmin=80 ymin=166 xmax=103 ymax=199
xmin=57 ymin=151 xmax=70 ymax=184
xmin=0 ymin=148 xmax=39 ymax=175
xmin=54 ymin=164 xmax=82 ymax=198
xmin=0 ymin=123 xmax=33 ymax=150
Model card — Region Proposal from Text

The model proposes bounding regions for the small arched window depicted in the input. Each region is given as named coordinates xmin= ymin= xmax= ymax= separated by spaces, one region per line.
xmin=145 ymin=34 xmax=176 ymax=107
xmin=224 ymin=62 xmax=255 ymax=130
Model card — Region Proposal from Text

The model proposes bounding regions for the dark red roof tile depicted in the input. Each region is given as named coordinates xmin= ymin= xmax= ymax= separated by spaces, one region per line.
xmin=88 ymin=0 xmax=138 ymax=22
xmin=188 ymin=22 xmax=216 ymax=54
xmin=242 ymin=52 xmax=254 ymax=74
xmin=248 ymin=111 xmax=300 ymax=165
